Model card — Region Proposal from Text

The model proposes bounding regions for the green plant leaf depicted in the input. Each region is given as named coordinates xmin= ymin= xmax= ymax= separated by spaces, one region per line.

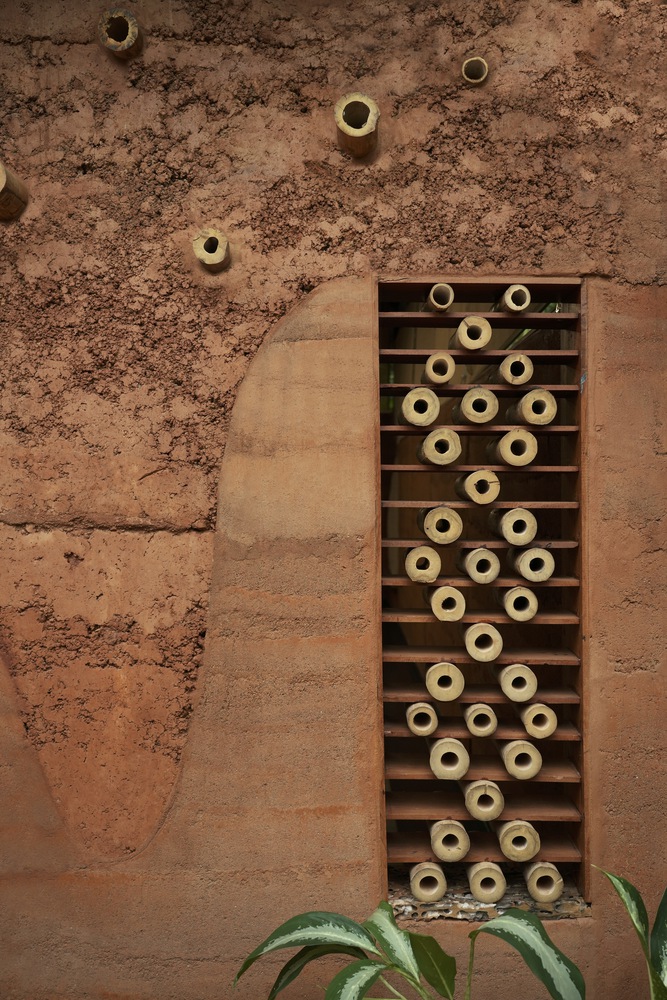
xmin=408 ymin=931 xmax=456 ymax=999
xmin=363 ymin=901 xmax=420 ymax=981
xmin=596 ymin=868 xmax=650 ymax=958
xmin=651 ymin=888 xmax=667 ymax=988
xmin=324 ymin=959 xmax=386 ymax=1000
xmin=267 ymin=945 xmax=367 ymax=1000
xmin=235 ymin=912 xmax=381 ymax=983
xmin=471 ymin=908 xmax=585 ymax=1000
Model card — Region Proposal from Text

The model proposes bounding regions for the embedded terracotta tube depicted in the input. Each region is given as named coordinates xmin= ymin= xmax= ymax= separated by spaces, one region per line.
xmin=97 ymin=8 xmax=144 ymax=59
xmin=425 ymin=662 xmax=465 ymax=702
xmin=452 ymin=386 xmax=498 ymax=423
xmin=524 ymin=862 xmax=564 ymax=903
xmin=423 ymin=352 xmax=456 ymax=385
xmin=499 ymin=284 xmax=531 ymax=313
xmin=406 ymin=702 xmax=439 ymax=737
xmin=458 ymin=547 xmax=501 ymax=584
xmin=510 ymin=546 xmax=555 ymax=583
xmin=495 ymin=819 xmax=541 ymax=862
xmin=430 ymin=819 xmax=470 ymax=862
xmin=498 ymin=586 xmax=538 ymax=622
xmin=418 ymin=427 xmax=462 ymax=466
xmin=499 ymin=353 xmax=534 ymax=386
xmin=334 ymin=92 xmax=380 ymax=157
xmin=495 ymin=663 xmax=538 ymax=703
xmin=463 ymin=779 xmax=504 ymax=821
xmin=467 ymin=862 xmax=506 ymax=904
xmin=488 ymin=428 xmax=538 ymax=467
xmin=427 ymin=586 xmax=466 ymax=622
xmin=426 ymin=283 xmax=455 ymax=312
xmin=0 ymin=161 xmax=29 ymax=220
xmin=507 ymin=388 xmax=558 ymax=426
xmin=400 ymin=387 xmax=440 ymax=426
xmin=450 ymin=315 xmax=493 ymax=350
xmin=418 ymin=506 xmax=463 ymax=545
xmin=410 ymin=862 xmax=447 ymax=902
xmin=489 ymin=508 xmax=538 ymax=546
xmin=498 ymin=739 xmax=543 ymax=780
xmin=405 ymin=545 xmax=442 ymax=583
xmin=193 ymin=230 xmax=231 ymax=273
xmin=520 ymin=703 xmax=558 ymax=739
xmin=455 ymin=470 xmax=501 ymax=505
xmin=464 ymin=623 xmax=503 ymax=662
xmin=461 ymin=57 xmax=489 ymax=85
xmin=429 ymin=737 xmax=470 ymax=780
xmin=463 ymin=702 xmax=498 ymax=737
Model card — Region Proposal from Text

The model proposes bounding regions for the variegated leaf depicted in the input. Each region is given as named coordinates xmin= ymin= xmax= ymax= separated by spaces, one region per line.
xmin=363 ymin=901 xmax=420 ymax=981
xmin=651 ymin=888 xmax=667 ymax=988
xmin=324 ymin=959 xmax=385 ymax=1000
xmin=235 ymin=912 xmax=380 ymax=982
xmin=267 ymin=945 xmax=367 ymax=1000
xmin=471 ymin=908 xmax=585 ymax=1000
xmin=408 ymin=931 xmax=456 ymax=999
xmin=596 ymin=868 xmax=650 ymax=957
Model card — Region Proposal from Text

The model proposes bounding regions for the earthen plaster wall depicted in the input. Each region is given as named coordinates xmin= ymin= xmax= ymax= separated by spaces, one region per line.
xmin=0 ymin=1 xmax=666 ymax=998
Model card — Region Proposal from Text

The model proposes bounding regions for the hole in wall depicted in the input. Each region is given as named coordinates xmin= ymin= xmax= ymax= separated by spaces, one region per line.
xmin=204 ymin=236 xmax=219 ymax=254
xmin=107 ymin=15 xmax=130 ymax=41
xmin=343 ymin=100 xmax=370 ymax=129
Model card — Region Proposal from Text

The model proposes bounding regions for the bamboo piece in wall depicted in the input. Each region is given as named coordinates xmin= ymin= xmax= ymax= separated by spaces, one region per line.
xmin=405 ymin=546 xmax=441 ymax=583
xmin=429 ymin=737 xmax=470 ymax=779
xmin=463 ymin=703 xmax=498 ymax=737
xmin=498 ymin=739 xmax=542 ymax=779
xmin=489 ymin=508 xmax=538 ymax=546
xmin=430 ymin=819 xmax=470 ymax=861
xmin=495 ymin=819 xmax=541 ymax=861
xmin=468 ymin=862 xmax=507 ymax=903
xmin=495 ymin=663 xmax=538 ymax=702
xmin=424 ymin=662 xmax=465 ymax=701
xmin=463 ymin=780 xmax=504 ymax=820
xmin=418 ymin=507 xmax=463 ymax=545
xmin=497 ymin=586 xmax=538 ymax=622
xmin=406 ymin=702 xmax=439 ymax=736
xmin=524 ymin=862 xmax=564 ymax=903
xmin=520 ymin=703 xmax=558 ymax=739
xmin=410 ymin=862 xmax=447 ymax=902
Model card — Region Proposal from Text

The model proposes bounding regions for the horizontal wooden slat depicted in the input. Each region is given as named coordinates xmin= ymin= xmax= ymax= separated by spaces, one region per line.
xmin=381 ymin=611 xmax=579 ymax=626
xmin=385 ymin=720 xmax=579 ymax=741
xmin=379 ymin=349 xmax=579 ymax=362
xmin=380 ymin=383 xmax=578 ymax=394
xmin=386 ymin=789 xmax=581 ymax=822
xmin=382 ymin=576 xmax=579 ymax=589
xmin=380 ymin=424 xmax=579 ymax=434
xmin=379 ymin=312 xmax=578 ymax=329
xmin=382 ymin=682 xmax=580 ymax=705
xmin=382 ymin=539 xmax=577 ymax=549
xmin=381 ymin=464 xmax=579 ymax=473
xmin=386 ymin=830 xmax=581 ymax=863
xmin=382 ymin=500 xmax=579 ymax=508
xmin=382 ymin=646 xmax=579 ymax=666
xmin=378 ymin=276 xmax=582 ymax=296
xmin=385 ymin=754 xmax=580 ymax=783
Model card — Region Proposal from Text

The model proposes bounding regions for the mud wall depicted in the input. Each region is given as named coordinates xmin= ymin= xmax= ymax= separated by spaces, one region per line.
xmin=0 ymin=1 xmax=666 ymax=998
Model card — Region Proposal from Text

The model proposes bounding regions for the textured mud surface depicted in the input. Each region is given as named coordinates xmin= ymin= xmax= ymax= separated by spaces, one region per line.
xmin=1 ymin=0 xmax=666 ymax=859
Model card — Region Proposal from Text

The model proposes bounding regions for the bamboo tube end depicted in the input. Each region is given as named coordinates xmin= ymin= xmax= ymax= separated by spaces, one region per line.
xmin=496 ymin=663 xmax=538 ymax=702
xmin=464 ymin=702 xmax=498 ymax=737
xmin=461 ymin=547 xmax=501 ymax=585
xmin=406 ymin=702 xmax=439 ymax=736
xmin=423 ymin=351 xmax=456 ymax=384
xmin=334 ymin=93 xmax=379 ymax=158
xmin=419 ymin=506 xmax=463 ymax=545
xmin=427 ymin=283 xmax=454 ymax=312
xmin=496 ymin=819 xmax=541 ymax=861
xmin=510 ymin=387 xmax=558 ymax=425
xmin=451 ymin=315 xmax=493 ymax=351
xmin=490 ymin=507 xmax=538 ymax=546
xmin=97 ymin=8 xmax=143 ymax=59
xmin=456 ymin=386 xmax=498 ymax=423
xmin=410 ymin=862 xmax=447 ymax=902
xmin=502 ymin=585 xmax=538 ymax=622
xmin=492 ymin=428 xmax=538 ymax=467
xmin=500 ymin=284 xmax=531 ymax=312
xmin=405 ymin=545 xmax=441 ymax=583
xmin=400 ymin=387 xmax=440 ymax=426
xmin=418 ymin=427 xmax=462 ymax=466
xmin=521 ymin=703 xmax=558 ymax=739
xmin=456 ymin=469 xmax=501 ymax=505
xmin=499 ymin=353 xmax=534 ymax=386
xmin=461 ymin=57 xmax=489 ymax=86
xmin=511 ymin=546 xmax=556 ymax=583
xmin=464 ymin=622 xmax=503 ymax=662
xmin=499 ymin=739 xmax=542 ymax=779
xmin=429 ymin=586 xmax=466 ymax=622
xmin=429 ymin=737 xmax=470 ymax=780
xmin=464 ymin=780 xmax=504 ymax=820
xmin=0 ymin=162 xmax=29 ymax=220
xmin=430 ymin=819 xmax=470 ymax=861
xmin=524 ymin=862 xmax=564 ymax=903
xmin=467 ymin=862 xmax=506 ymax=903
xmin=425 ymin=661 xmax=465 ymax=701
xmin=193 ymin=229 xmax=231 ymax=272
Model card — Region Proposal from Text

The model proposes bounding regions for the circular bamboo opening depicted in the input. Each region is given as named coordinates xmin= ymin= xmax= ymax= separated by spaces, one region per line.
xmin=512 ymin=546 xmax=555 ymax=583
xmin=524 ymin=862 xmax=564 ymax=903
xmin=400 ymin=387 xmax=440 ymax=427
xmin=464 ymin=702 xmax=498 ymax=737
xmin=500 ymin=739 xmax=543 ymax=780
xmin=467 ymin=862 xmax=506 ymax=903
xmin=521 ymin=702 xmax=558 ymax=739
xmin=496 ymin=663 xmax=538 ymax=702
xmin=427 ymin=283 xmax=455 ymax=312
xmin=425 ymin=662 xmax=465 ymax=702
xmin=98 ymin=7 xmax=143 ymax=58
xmin=429 ymin=586 xmax=466 ymax=622
xmin=464 ymin=780 xmax=504 ymax=820
xmin=418 ymin=427 xmax=462 ymax=466
xmin=405 ymin=545 xmax=442 ymax=583
xmin=501 ymin=284 xmax=531 ymax=312
xmin=499 ymin=353 xmax=534 ymax=386
xmin=462 ymin=547 xmax=500 ymax=584
xmin=423 ymin=352 xmax=456 ymax=385
xmin=496 ymin=819 xmax=540 ymax=861
xmin=193 ymin=228 xmax=231 ymax=272
xmin=502 ymin=585 xmax=538 ymax=622
xmin=430 ymin=819 xmax=470 ymax=861
xmin=451 ymin=315 xmax=493 ymax=351
xmin=419 ymin=506 xmax=463 ymax=545
xmin=455 ymin=386 xmax=498 ymax=424
xmin=456 ymin=469 xmax=501 ymax=506
xmin=461 ymin=57 xmax=489 ymax=85
xmin=334 ymin=92 xmax=380 ymax=157
xmin=464 ymin=623 xmax=503 ymax=662
xmin=406 ymin=701 xmax=439 ymax=736
xmin=410 ymin=862 xmax=447 ymax=902
xmin=429 ymin=738 xmax=470 ymax=780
